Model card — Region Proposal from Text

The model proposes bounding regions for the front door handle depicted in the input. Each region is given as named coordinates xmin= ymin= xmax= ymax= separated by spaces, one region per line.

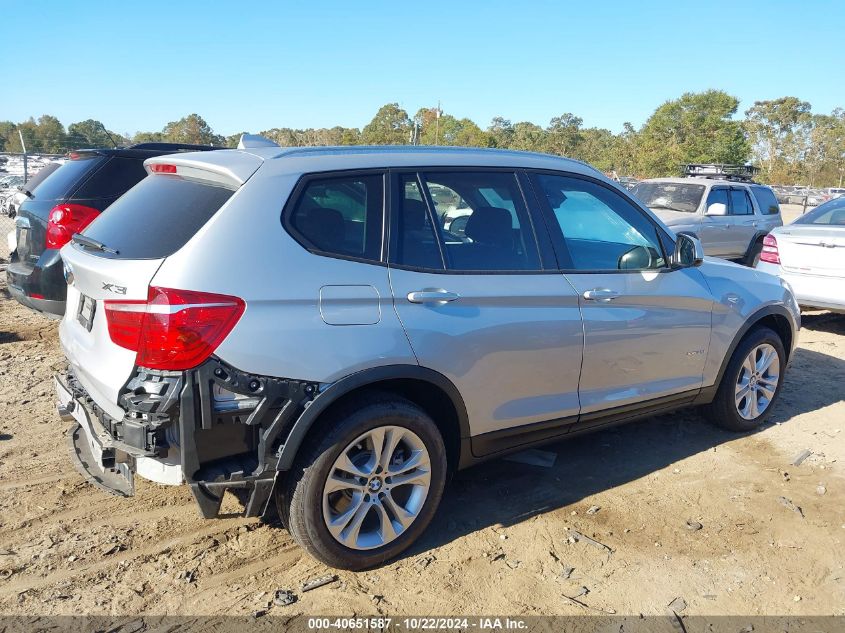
xmin=407 ymin=289 xmax=460 ymax=304
xmin=583 ymin=288 xmax=620 ymax=302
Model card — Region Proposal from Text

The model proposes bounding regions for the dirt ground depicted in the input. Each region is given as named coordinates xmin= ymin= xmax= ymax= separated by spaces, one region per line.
xmin=0 ymin=204 xmax=843 ymax=617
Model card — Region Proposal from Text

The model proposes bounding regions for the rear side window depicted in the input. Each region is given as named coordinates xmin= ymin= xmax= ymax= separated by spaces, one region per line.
xmin=420 ymin=171 xmax=541 ymax=272
xmin=287 ymin=174 xmax=384 ymax=262
xmin=393 ymin=175 xmax=444 ymax=269
xmin=30 ymin=155 xmax=104 ymax=201
xmin=729 ymin=188 xmax=753 ymax=215
xmin=81 ymin=175 xmax=234 ymax=259
xmin=750 ymin=185 xmax=780 ymax=215
xmin=71 ymin=157 xmax=149 ymax=201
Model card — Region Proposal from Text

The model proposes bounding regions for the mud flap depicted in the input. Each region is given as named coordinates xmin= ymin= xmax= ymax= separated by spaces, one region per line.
xmin=189 ymin=477 xmax=275 ymax=518
xmin=67 ymin=424 xmax=135 ymax=497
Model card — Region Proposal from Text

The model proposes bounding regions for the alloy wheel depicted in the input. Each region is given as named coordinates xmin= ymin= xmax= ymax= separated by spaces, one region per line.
xmin=322 ymin=425 xmax=431 ymax=550
xmin=735 ymin=343 xmax=780 ymax=420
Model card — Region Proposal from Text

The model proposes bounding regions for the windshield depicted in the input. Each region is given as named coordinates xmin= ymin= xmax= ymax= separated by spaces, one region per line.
xmin=793 ymin=199 xmax=845 ymax=226
xmin=630 ymin=182 xmax=705 ymax=213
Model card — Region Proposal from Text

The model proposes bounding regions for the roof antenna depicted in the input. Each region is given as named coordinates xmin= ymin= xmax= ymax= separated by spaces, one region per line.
xmin=97 ymin=121 xmax=119 ymax=148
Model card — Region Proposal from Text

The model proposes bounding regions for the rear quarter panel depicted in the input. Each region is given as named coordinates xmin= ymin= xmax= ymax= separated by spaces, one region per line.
xmin=149 ymin=171 xmax=417 ymax=383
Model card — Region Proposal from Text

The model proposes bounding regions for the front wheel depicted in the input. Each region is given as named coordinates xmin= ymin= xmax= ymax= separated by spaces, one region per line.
xmin=704 ymin=326 xmax=785 ymax=432
xmin=279 ymin=395 xmax=447 ymax=570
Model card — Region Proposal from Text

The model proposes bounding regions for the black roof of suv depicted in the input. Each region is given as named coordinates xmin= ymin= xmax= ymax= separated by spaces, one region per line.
xmin=6 ymin=142 xmax=219 ymax=317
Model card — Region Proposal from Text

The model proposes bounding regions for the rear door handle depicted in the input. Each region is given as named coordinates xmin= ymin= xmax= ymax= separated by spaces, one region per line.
xmin=407 ymin=289 xmax=460 ymax=304
xmin=583 ymin=288 xmax=620 ymax=302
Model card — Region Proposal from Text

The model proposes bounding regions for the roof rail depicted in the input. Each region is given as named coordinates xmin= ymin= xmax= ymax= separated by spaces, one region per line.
xmin=237 ymin=134 xmax=280 ymax=150
xmin=128 ymin=142 xmax=218 ymax=151
xmin=681 ymin=163 xmax=759 ymax=182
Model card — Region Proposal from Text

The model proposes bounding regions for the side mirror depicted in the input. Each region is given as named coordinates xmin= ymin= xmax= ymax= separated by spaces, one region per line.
xmin=672 ymin=232 xmax=704 ymax=268
xmin=618 ymin=244 xmax=652 ymax=270
xmin=706 ymin=202 xmax=727 ymax=216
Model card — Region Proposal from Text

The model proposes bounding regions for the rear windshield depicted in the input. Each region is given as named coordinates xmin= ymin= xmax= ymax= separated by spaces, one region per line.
xmin=630 ymin=182 xmax=705 ymax=213
xmin=793 ymin=199 xmax=845 ymax=226
xmin=71 ymin=157 xmax=149 ymax=201
xmin=29 ymin=155 xmax=103 ymax=201
xmin=750 ymin=185 xmax=780 ymax=215
xmin=21 ymin=161 xmax=61 ymax=193
xmin=81 ymin=175 xmax=235 ymax=259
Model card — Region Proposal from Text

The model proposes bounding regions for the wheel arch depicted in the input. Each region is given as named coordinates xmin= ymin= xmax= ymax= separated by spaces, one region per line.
xmin=276 ymin=365 xmax=469 ymax=472
xmin=697 ymin=304 xmax=796 ymax=405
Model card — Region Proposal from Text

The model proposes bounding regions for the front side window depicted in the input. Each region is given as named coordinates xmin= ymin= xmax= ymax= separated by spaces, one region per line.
xmin=705 ymin=187 xmax=729 ymax=215
xmin=287 ymin=173 xmax=384 ymax=261
xmin=729 ymin=188 xmax=753 ymax=215
xmin=535 ymin=174 xmax=666 ymax=271
xmin=417 ymin=171 xmax=541 ymax=272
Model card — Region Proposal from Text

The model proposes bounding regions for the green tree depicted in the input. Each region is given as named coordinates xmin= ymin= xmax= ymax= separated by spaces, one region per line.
xmin=574 ymin=127 xmax=618 ymax=173
xmin=162 ymin=113 xmax=225 ymax=145
xmin=636 ymin=90 xmax=749 ymax=177
xmin=545 ymin=113 xmax=583 ymax=156
xmin=803 ymin=110 xmax=845 ymax=187
xmin=487 ymin=117 xmax=514 ymax=148
xmin=745 ymin=97 xmax=812 ymax=184
xmin=132 ymin=130 xmax=165 ymax=144
xmin=509 ymin=122 xmax=546 ymax=152
xmin=361 ymin=103 xmax=411 ymax=145
xmin=67 ymin=119 xmax=122 ymax=149
xmin=5 ymin=118 xmax=37 ymax=153
xmin=0 ymin=121 xmax=16 ymax=151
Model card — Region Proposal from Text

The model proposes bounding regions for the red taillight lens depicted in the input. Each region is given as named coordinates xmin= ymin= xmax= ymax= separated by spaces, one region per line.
xmin=150 ymin=163 xmax=177 ymax=174
xmin=760 ymin=234 xmax=780 ymax=264
xmin=46 ymin=204 xmax=101 ymax=249
xmin=104 ymin=287 xmax=245 ymax=371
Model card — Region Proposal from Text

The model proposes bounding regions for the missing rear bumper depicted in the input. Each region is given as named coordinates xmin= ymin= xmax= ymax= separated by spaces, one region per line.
xmin=56 ymin=358 xmax=318 ymax=519
xmin=66 ymin=423 xmax=135 ymax=497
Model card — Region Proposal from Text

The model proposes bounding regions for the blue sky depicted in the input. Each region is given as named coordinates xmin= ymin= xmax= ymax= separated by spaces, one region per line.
xmin=3 ymin=0 xmax=844 ymax=136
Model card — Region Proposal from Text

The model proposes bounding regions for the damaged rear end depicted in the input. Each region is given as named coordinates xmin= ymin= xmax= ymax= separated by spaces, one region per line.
xmin=57 ymin=148 xmax=307 ymax=517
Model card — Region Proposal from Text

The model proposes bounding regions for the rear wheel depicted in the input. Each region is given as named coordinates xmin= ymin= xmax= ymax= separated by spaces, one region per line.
xmin=704 ymin=326 xmax=785 ymax=432
xmin=278 ymin=395 xmax=447 ymax=570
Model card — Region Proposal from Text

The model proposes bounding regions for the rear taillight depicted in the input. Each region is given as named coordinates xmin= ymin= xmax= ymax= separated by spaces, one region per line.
xmin=46 ymin=204 xmax=100 ymax=249
xmin=104 ymin=287 xmax=245 ymax=371
xmin=760 ymin=234 xmax=780 ymax=264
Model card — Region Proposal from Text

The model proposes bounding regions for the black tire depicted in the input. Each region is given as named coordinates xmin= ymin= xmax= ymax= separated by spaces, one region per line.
xmin=277 ymin=393 xmax=447 ymax=570
xmin=704 ymin=326 xmax=786 ymax=432
xmin=744 ymin=238 xmax=764 ymax=267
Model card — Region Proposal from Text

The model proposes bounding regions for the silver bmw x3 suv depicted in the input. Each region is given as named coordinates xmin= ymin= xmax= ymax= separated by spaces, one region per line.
xmin=55 ymin=137 xmax=800 ymax=569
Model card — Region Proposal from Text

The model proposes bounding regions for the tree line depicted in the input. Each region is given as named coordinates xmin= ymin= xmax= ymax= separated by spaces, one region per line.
xmin=2 ymin=90 xmax=843 ymax=186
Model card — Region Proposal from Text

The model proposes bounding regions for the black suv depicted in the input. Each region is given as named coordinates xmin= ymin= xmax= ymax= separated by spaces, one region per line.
xmin=7 ymin=143 xmax=217 ymax=316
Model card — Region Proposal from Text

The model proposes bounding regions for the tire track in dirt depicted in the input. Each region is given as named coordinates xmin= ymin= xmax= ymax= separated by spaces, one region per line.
xmin=1 ymin=518 xmax=256 ymax=597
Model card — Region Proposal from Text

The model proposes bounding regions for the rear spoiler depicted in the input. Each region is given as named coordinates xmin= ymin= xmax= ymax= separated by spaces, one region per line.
xmin=144 ymin=150 xmax=264 ymax=189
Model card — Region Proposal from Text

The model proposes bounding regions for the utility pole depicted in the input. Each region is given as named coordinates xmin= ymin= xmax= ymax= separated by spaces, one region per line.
xmin=435 ymin=101 xmax=441 ymax=146
xmin=18 ymin=130 xmax=27 ymax=183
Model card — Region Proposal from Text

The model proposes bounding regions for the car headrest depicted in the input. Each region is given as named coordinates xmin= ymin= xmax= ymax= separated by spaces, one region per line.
xmin=299 ymin=206 xmax=344 ymax=251
xmin=465 ymin=206 xmax=514 ymax=248
xmin=829 ymin=207 xmax=845 ymax=225
xmin=403 ymin=198 xmax=428 ymax=231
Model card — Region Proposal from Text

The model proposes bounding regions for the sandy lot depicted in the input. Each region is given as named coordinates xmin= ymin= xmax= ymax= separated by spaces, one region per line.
xmin=0 ymin=204 xmax=843 ymax=618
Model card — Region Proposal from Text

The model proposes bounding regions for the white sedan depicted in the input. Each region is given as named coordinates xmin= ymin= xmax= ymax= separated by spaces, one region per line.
xmin=756 ymin=198 xmax=845 ymax=312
